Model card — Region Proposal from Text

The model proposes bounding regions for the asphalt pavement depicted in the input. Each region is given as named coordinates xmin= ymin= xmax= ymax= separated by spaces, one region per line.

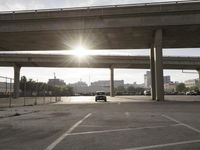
xmin=0 ymin=96 xmax=200 ymax=150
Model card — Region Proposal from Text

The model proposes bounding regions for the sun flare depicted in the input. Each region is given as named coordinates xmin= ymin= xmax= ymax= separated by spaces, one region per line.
xmin=72 ymin=45 xmax=89 ymax=58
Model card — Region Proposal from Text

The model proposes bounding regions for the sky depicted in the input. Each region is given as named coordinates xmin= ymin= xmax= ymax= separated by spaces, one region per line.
xmin=0 ymin=0 xmax=199 ymax=85
xmin=0 ymin=0 xmax=184 ymax=11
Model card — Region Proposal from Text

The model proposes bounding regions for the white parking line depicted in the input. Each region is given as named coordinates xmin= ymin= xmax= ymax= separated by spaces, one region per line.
xmin=121 ymin=139 xmax=200 ymax=150
xmin=45 ymin=113 xmax=92 ymax=150
xmin=162 ymin=114 xmax=200 ymax=134
xmin=68 ymin=124 xmax=180 ymax=136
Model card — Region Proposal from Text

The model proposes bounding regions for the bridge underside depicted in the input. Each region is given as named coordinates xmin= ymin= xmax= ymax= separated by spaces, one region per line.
xmin=0 ymin=54 xmax=200 ymax=70
xmin=0 ymin=25 xmax=200 ymax=50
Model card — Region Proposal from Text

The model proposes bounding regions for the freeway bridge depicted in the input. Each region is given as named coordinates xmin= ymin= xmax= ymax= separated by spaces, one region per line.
xmin=0 ymin=54 xmax=200 ymax=70
xmin=0 ymin=0 xmax=200 ymax=50
xmin=1 ymin=1 xmax=200 ymax=100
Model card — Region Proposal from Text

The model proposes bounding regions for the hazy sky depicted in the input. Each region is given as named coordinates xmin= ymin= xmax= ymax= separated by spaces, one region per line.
xmin=0 ymin=0 xmax=199 ymax=85
xmin=0 ymin=0 xmax=183 ymax=11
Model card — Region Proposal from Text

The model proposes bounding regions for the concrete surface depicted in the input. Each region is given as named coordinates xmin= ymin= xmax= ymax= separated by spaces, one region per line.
xmin=0 ymin=96 xmax=200 ymax=150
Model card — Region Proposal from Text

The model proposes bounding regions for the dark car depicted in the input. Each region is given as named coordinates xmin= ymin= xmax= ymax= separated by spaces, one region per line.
xmin=144 ymin=90 xmax=151 ymax=96
xmin=95 ymin=91 xmax=107 ymax=102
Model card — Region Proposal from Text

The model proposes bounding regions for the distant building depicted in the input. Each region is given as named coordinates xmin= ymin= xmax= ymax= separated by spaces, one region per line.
xmin=144 ymin=71 xmax=171 ymax=88
xmin=164 ymin=76 xmax=171 ymax=84
xmin=48 ymin=79 xmax=66 ymax=87
xmin=144 ymin=71 xmax=151 ymax=88
xmin=164 ymin=82 xmax=177 ymax=92
xmin=69 ymin=81 xmax=89 ymax=94
xmin=124 ymin=82 xmax=144 ymax=89
xmin=90 ymin=80 xmax=124 ymax=93
xmin=184 ymin=79 xmax=199 ymax=88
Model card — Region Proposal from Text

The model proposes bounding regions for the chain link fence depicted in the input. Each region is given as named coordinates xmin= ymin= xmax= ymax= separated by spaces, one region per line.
xmin=0 ymin=76 xmax=61 ymax=108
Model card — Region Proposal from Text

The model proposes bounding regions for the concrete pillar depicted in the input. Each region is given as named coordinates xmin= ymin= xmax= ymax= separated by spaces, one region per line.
xmin=154 ymin=29 xmax=164 ymax=101
xmin=110 ymin=67 xmax=114 ymax=97
xmin=150 ymin=45 xmax=156 ymax=100
xmin=14 ymin=65 xmax=21 ymax=98
xmin=197 ymin=69 xmax=200 ymax=89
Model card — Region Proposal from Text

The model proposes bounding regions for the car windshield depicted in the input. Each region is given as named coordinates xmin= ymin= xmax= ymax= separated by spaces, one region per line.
xmin=96 ymin=92 xmax=105 ymax=95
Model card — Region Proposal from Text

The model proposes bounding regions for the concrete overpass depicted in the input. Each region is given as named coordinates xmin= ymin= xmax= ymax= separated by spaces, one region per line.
xmin=1 ymin=1 xmax=200 ymax=50
xmin=0 ymin=53 xmax=200 ymax=99
xmin=0 ymin=54 xmax=200 ymax=70
xmin=1 ymin=1 xmax=200 ymax=100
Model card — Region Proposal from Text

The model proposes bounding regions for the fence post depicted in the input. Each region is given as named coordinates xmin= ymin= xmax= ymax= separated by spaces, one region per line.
xmin=9 ymin=78 xmax=12 ymax=108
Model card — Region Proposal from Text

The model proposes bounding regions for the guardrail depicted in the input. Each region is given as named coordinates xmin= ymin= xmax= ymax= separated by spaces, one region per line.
xmin=0 ymin=0 xmax=200 ymax=14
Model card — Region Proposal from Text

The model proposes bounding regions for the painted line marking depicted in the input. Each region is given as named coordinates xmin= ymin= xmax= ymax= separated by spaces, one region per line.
xmin=80 ymin=125 xmax=108 ymax=128
xmin=121 ymin=139 xmax=200 ymax=150
xmin=162 ymin=114 xmax=200 ymax=134
xmin=45 ymin=113 xmax=92 ymax=150
xmin=68 ymin=124 xmax=180 ymax=136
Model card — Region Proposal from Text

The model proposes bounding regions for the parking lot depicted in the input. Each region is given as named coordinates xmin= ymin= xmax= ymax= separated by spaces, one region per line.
xmin=0 ymin=96 xmax=200 ymax=150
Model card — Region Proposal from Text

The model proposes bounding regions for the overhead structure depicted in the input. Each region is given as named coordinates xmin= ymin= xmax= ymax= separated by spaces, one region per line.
xmin=1 ymin=1 xmax=200 ymax=100
xmin=0 ymin=54 xmax=200 ymax=69
xmin=0 ymin=1 xmax=200 ymax=50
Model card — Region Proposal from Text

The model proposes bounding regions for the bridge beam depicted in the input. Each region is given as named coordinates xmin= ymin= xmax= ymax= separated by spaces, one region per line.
xmin=13 ymin=65 xmax=21 ymax=98
xmin=154 ymin=29 xmax=164 ymax=101
xmin=110 ymin=67 xmax=114 ymax=97
xmin=150 ymin=45 xmax=156 ymax=100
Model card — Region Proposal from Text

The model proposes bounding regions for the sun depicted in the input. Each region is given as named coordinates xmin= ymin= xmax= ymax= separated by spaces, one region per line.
xmin=72 ymin=45 xmax=89 ymax=58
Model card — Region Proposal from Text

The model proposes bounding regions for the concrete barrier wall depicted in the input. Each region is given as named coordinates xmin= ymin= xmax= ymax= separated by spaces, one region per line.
xmin=0 ymin=97 xmax=61 ymax=108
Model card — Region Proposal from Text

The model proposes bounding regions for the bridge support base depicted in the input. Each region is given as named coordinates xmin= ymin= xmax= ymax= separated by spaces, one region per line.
xmin=110 ymin=67 xmax=114 ymax=97
xmin=150 ymin=46 xmax=156 ymax=100
xmin=198 ymin=69 xmax=200 ymax=89
xmin=153 ymin=29 xmax=164 ymax=101
xmin=14 ymin=65 xmax=21 ymax=98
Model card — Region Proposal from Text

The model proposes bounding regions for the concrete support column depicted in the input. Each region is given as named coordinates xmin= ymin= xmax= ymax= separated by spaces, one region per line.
xmin=197 ymin=69 xmax=200 ymax=89
xmin=154 ymin=29 xmax=164 ymax=101
xmin=14 ymin=65 xmax=21 ymax=98
xmin=150 ymin=45 xmax=156 ymax=100
xmin=110 ymin=67 xmax=114 ymax=97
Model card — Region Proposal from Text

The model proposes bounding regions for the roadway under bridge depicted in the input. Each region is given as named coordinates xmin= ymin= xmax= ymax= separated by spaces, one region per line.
xmin=1 ymin=1 xmax=200 ymax=100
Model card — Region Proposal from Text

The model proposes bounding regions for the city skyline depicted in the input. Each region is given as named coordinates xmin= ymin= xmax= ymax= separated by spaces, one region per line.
xmin=0 ymin=68 xmax=196 ymax=85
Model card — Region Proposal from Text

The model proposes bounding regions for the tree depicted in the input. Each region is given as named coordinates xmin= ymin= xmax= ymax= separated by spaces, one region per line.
xmin=62 ymin=86 xmax=74 ymax=96
xmin=115 ymin=86 xmax=126 ymax=95
xmin=20 ymin=76 xmax=74 ymax=96
xmin=189 ymin=86 xmax=199 ymax=92
xmin=20 ymin=76 xmax=27 ymax=95
xmin=127 ymin=86 xmax=135 ymax=95
xmin=176 ymin=83 xmax=186 ymax=92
